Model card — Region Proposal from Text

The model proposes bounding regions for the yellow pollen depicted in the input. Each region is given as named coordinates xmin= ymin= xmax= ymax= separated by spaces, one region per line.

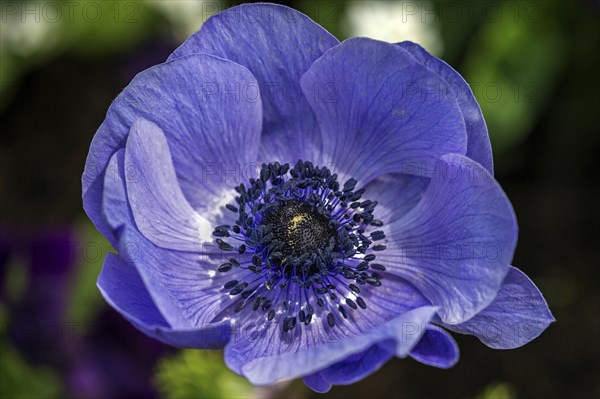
xmin=289 ymin=214 xmax=306 ymax=232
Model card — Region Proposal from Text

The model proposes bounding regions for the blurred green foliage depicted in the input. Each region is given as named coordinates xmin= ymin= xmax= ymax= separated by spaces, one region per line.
xmin=3 ymin=257 xmax=27 ymax=304
xmin=154 ymin=349 xmax=254 ymax=399
xmin=462 ymin=1 xmax=565 ymax=152
xmin=296 ymin=0 xmax=348 ymax=40
xmin=0 ymin=0 xmax=163 ymax=111
xmin=1 ymin=296 xmax=61 ymax=399
xmin=0 ymin=343 xmax=62 ymax=399
xmin=63 ymin=219 xmax=112 ymax=325
xmin=62 ymin=0 xmax=159 ymax=56
xmin=475 ymin=382 xmax=517 ymax=399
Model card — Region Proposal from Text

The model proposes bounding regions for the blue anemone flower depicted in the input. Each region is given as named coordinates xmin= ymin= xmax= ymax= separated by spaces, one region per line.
xmin=83 ymin=4 xmax=553 ymax=392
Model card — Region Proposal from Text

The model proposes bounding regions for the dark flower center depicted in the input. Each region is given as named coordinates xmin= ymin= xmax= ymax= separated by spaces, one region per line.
xmin=212 ymin=160 xmax=387 ymax=334
xmin=263 ymin=200 xmax=336 ymax=260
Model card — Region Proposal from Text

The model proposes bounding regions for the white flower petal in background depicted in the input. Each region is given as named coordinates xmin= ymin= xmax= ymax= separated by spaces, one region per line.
xmin=344 ymin=0 xmax=443 ymax=55
xmin=1 ymin=8 xmax=62 ymax=57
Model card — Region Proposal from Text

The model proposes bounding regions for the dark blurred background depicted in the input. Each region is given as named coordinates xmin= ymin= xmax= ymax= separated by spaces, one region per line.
xmin=1 ymin=1 xmax=598 ymax=398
